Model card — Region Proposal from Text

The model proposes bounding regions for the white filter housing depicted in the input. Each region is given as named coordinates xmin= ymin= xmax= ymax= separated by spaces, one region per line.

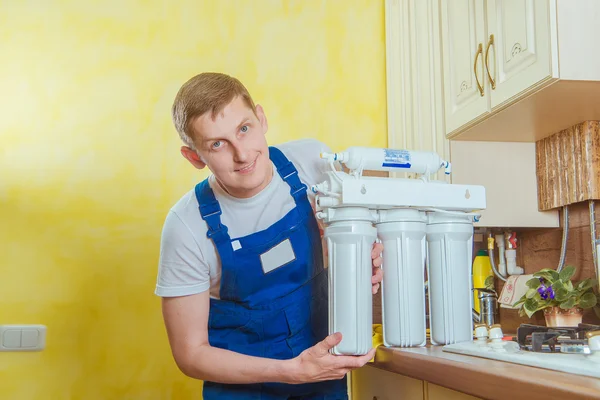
xmin=426 ymin=213 xmax=474 ymax=345
xmin=323 ymin=207 xmax=377 ymax=355
xmin=377 ymin=209 xmax=427 ymax=347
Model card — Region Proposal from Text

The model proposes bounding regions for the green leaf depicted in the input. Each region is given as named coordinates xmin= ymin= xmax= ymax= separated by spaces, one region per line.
xmin=577 ymin=278 xmax=597 ymax=292
xmin=525 ymin=288 xmax=538 ymax=299
xmin=559 ymin=266 xmax=576 ymax=282
xmin=554 ymin=287 xmax=569 ymax=302
xmin=526 ymin=278 xmax=541 ymax=289
xmin=565 ymin=280 xmax=574 ymax=292
xmin=524 ymin=298 xmax=539 ymax=318
xmin=559 ymin=297 xmax=576 ymax=310
xmin=533 ymin=269 xmax=559 ymax=282
xmin=580 ymin=292 xmax=598 ymax=309
xmin=484 ymin=275 xmax=495 ymax=290
xmin=513 ymin=297 xmax=527 ymax=307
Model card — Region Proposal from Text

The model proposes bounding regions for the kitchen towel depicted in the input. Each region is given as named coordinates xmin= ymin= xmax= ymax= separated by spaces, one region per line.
xmin=498 ymin=274 xmax=534 ymax=309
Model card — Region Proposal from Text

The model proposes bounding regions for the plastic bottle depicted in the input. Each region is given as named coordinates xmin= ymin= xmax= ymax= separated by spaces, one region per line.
xmin=472 ymin=250 xmax=493 ymax=313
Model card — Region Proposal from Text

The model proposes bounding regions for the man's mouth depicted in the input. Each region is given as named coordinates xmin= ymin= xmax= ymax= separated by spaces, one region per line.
xmin=235 ymin=157 xmax=258 ymax=173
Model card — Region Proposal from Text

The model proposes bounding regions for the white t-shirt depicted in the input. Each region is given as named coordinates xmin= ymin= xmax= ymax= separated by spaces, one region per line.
xmin=155 ymin=139 xmax=332 ymax=299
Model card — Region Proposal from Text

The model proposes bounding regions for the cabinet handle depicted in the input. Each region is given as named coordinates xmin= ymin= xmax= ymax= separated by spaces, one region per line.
xmin=474 ymin=43 xmax=484 ymax=97
xmin=485 ymin=34 xmax=496 ymax=90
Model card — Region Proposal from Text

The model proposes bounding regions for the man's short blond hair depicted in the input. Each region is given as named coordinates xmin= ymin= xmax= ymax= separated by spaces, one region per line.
xmin=171 ymin=72 xmax=257 ymax=148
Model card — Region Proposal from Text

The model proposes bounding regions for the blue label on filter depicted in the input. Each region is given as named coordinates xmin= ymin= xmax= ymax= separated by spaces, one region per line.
xmin=383 ymin=149 xmax=411 ymax=169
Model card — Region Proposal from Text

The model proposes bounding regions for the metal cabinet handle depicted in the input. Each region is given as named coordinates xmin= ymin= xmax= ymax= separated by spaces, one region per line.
xmin=474 ymin=43 xmax=484 ymax=97
xmin=485 ymin=34 xmax=496 ymax=90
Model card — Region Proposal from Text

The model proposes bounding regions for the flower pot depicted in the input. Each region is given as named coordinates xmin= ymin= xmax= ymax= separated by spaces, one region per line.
xmin=543 ymin=306 xmax=583 ymax=327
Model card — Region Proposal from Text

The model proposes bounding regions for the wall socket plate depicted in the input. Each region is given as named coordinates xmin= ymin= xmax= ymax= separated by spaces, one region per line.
xmin=0 ymin=325 xmax=46 ymax=352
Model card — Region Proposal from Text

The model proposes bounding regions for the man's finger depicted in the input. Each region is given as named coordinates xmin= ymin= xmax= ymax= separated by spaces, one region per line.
xmin=336 ymin=348 xmax=377 ymax=369
xmin=372 ymin=283 xmax=380 ymax=294
xmin=371 ymin=243 xmax=384 ymax=259
xmin=317 ymin=332 xmax=343 ymax=355
xmin=371 ymin=267 xmax=383 ymax=284
xmin=372 ymin=256 xmax=383 ymax=268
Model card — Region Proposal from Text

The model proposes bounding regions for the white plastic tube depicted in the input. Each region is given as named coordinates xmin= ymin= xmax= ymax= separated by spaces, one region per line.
xmin=426 ymin=213 xmax=474 ymax=345
xmin=322 ymin=147 xmax=450 ymax=175
xmin=495 ymin=233 xmax=507 ymax=277
xmin=377 ymin=209 xmax=428 ymax=347
xmin=323 ymin=207 xmax=377 ymax=355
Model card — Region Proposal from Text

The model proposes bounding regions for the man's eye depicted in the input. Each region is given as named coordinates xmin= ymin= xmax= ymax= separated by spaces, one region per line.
xmin=212 ymin=141 xmax=222 ymax=149
xmin=240 ymin=125 xmax=248 ymax=133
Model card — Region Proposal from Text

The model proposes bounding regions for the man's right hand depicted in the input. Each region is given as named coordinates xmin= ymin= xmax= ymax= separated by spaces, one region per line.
xmin=287 ymin=332 xmax=376 ymax=384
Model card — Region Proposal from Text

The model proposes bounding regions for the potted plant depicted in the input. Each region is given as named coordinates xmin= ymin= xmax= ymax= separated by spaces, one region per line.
xmin=513 ymin=266 xmax=600 ymax=327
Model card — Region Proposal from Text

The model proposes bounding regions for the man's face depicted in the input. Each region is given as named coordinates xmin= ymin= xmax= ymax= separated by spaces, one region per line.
xmin=184 ymin=96 xmax=272 ymax=198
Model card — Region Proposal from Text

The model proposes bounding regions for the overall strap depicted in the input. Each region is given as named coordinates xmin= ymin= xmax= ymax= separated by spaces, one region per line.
xmin=194 ymin=179 xmax=231 ymax=248
xmin=269 ymin=146 xmax=308 ymax=206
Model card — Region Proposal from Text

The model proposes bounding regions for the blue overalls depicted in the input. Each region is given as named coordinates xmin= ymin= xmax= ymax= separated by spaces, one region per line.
xmin=195 ymin=146 xmax=348 ymax=400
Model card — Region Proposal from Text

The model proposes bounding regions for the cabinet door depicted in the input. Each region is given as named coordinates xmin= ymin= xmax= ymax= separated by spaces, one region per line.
xmin=486 ymin=0 xmax=553 ymax=109
xmin=385 ymin=0 xmax=449 ymax=181
xmin=351 ymin=365 xmax=423 ymax=400
xmin=440 ymin=0 xmax=489 ymax=136
xmin=426 ymin=383 xmax=482 ymax=400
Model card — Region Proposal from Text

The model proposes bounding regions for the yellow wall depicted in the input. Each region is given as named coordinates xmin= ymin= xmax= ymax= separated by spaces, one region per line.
xmin=0 ymin=1 xmax=386 ymax=399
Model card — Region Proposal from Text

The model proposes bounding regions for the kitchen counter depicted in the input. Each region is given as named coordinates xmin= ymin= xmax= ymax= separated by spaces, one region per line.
xmin=371 ymin=345 xmax=600 ymax=400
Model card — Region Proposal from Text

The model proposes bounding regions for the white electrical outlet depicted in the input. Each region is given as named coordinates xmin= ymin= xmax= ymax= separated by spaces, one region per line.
xmin=0 ymin=325 xmax=46 ymax=351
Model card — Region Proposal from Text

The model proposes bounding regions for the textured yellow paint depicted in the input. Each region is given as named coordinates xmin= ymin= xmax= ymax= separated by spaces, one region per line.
xmin=0 ymin=1 xmax=386 ymax=398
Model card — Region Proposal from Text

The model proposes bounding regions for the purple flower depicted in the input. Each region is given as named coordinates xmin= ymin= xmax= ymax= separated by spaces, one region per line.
xmin=536 ymin=282 xmax=555 ymax=300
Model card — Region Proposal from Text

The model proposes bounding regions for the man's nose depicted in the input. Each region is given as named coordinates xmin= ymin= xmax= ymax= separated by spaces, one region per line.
xmin=231 ymin=141 xmax=249 ymax=163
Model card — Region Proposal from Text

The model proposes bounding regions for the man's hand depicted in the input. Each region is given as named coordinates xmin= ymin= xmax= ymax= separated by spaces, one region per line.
xmin=371 ymin=242 xmax=383 ymax=294
xmin=288 ymin=332 xmax=376 ymax=384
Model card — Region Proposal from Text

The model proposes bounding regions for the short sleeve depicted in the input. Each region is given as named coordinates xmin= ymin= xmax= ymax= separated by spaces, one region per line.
xmin=155 ymin=210 xmax=211 ymax=297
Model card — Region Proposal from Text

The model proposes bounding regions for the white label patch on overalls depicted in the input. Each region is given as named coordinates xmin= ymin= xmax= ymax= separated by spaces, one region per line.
xmin=260 ymin=239 xmax=296 ymax=274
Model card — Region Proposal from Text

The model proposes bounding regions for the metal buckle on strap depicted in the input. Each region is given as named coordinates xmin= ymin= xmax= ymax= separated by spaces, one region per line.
xmin=279 ymin=162 xmax=297 ymax=181
xmin=291 ymin=183 xmax=307 ymax=197
xmin=200 ymin=203 xmax=222 ymax=219
xmin=207 ymin=225 xmax=228 ymax=239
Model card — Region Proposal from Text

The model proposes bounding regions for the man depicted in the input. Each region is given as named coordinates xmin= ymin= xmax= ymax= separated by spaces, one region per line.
xmin=156 ymin=72 xmax=383 ymax=399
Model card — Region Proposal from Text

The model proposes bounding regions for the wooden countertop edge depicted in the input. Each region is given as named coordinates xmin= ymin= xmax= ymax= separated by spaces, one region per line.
xmin=371 ymin=346 xmax=600 ymax=400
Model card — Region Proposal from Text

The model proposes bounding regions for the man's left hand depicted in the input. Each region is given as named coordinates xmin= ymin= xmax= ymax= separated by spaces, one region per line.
xmin=371 ymin=243 xmax=383 ymax=294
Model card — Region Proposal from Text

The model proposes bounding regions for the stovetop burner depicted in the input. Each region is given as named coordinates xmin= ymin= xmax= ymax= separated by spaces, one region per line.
xmin=516 ymin=323 xmax=600 ymax=353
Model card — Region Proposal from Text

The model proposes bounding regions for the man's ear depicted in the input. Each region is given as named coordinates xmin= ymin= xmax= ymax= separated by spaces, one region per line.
xmin=255 ymin=104 xmax=268 ymax=134
xmin=180 ymin=146 xmax=207 ymax=169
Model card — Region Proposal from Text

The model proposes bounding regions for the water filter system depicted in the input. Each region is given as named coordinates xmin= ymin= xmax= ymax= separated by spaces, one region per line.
xmin=312 ymin=147 xmax=486 ymax=355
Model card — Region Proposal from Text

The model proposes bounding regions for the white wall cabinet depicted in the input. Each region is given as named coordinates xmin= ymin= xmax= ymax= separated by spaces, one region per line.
xmin=440 ymin=0 xmax=554 ymax=138
xmin=442 ymin=0 xmax=600 ymax=142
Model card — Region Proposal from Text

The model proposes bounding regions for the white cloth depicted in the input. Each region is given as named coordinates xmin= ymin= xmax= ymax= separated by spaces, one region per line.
xmin=155 ymin=139 xmax=332 ymax=299
xmin=499 ymin=274 xmax=534 ymax=309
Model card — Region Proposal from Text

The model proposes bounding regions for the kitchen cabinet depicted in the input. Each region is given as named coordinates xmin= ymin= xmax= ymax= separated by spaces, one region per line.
xmin=385 ymin=0 xmax=560 ymax=228
xmin=351 ymin=364 xmax=424 ymax=399
xmin=440 ymin=0 xmax=600 ymax=142
xmin=350 ymin=365 xmax=482 ymax=400
xmin=426 ymin=383 xmax=481 ymax=400
xmin=440 ymin=0 xmax=553 ymax=136
xmin=384 ymin=0 xmax=448 ymax=181
xmin=450 ymin=141 xmax=559 ymax=228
